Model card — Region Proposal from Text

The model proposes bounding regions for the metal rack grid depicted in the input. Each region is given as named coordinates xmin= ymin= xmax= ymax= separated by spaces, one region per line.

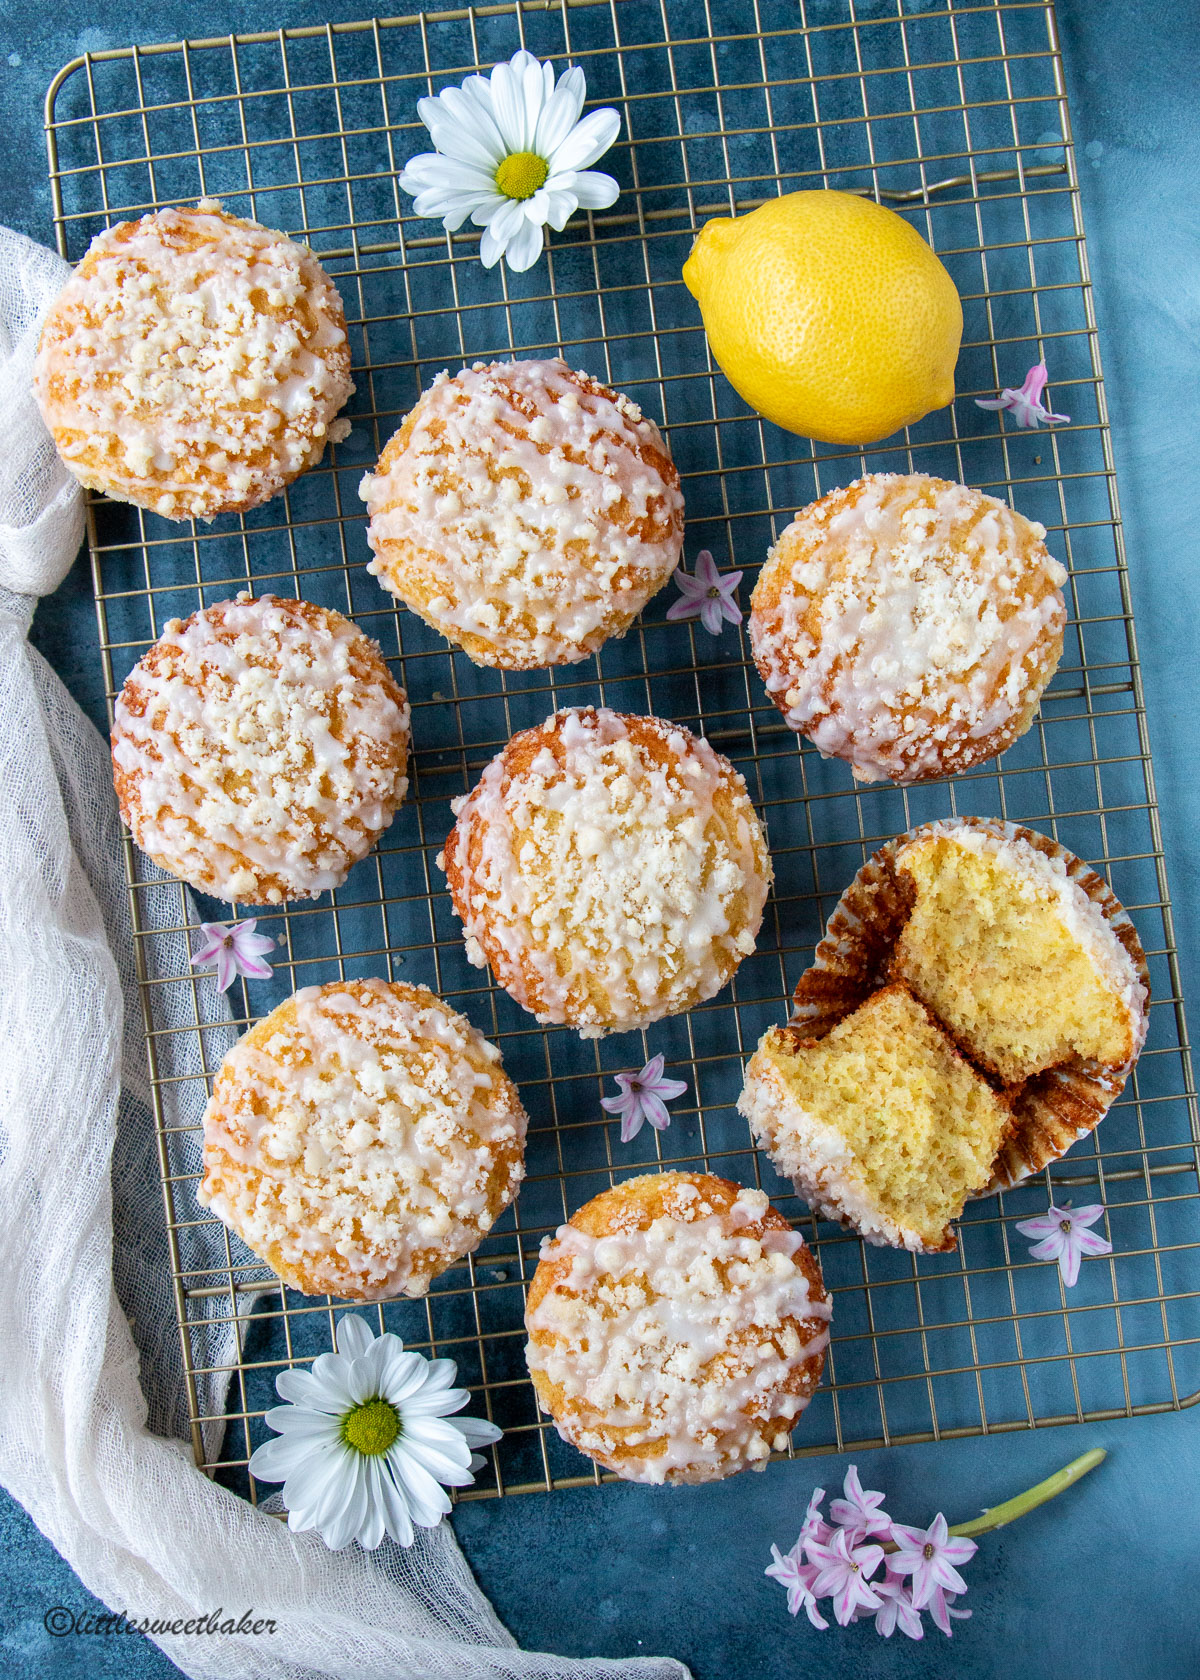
xmin=43 ymin=0 xmax=1200 ymax=1504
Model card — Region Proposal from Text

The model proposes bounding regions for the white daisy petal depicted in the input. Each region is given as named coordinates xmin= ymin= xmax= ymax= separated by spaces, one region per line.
xmin=249 ymin=1432 xmax=333 ymax=1482
xmin=548 ymin=106 xmax=621 ymax=174
xmin=541 ymin=188 xmax=580 ymax=231
xmin=450 ymin=1415 xmax=504 ymax=1448
xmin=534 ymin=64 xmax=587 ymax=157
xmin=262 ymin=1405 xmax=342 ymax=1441
xmin=378 ymin=1462 xmax=415 ymax=1547
xmin=348 ymin=1333 xmax=409 ymax=1402
xmin=333 ymin=1315 xmax=376 ymax=1362
xmin=400 ymin=1433 xmax=476 ymax=1488
xmin=478 ymin=222 xmax=506 ymax=269
xmin=418 ymin=1357 xmax=466 ymax=1393
xmin=284 ymin=1444 xmax=360 ymax=1532
xmin=319 ymin=1459 xmax=372 ymax=1551
xmin=502 ymin=215 xmax=546 ymax=273
xmin=564 ymin=169 xmax=620 ymax=210
xmin=468 ymin=194 xmax=510 ymax=229
xmin=486 ymin=197 xmax=529 ymax=247
xmin=380 ymin=1348 xmax=445 ymax=1407
xmin=356 ymin=1461 xmax=388 ymax=1551
xmin=401 ymin=154 xmax=499 ymax=194
xmin=274 ymin=1366 xmax=347 ymax=1413
xmin=306 ymin=1355 xmax=359 ymax=1410
xmin=402 ymin=1415 xmax=475 ymax=1466
xmin=488 ymin=58 xmax=532 ymax=153
xmin=421 ymin=85 xmax=507 ymax=168
xmin=419 ymin=191 xmax=501 ymax=233
xmin=388 ymin=1445 xmax=454 ymax=1528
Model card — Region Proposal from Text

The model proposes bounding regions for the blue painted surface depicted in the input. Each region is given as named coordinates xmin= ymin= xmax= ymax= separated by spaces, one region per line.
xmin=3 ymin=2 xmax=1200 ymax=1676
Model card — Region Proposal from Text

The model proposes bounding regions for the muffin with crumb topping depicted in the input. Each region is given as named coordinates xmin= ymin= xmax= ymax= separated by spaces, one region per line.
xmin=525 ymin=1171 xmax=830 ymax=1484
xmin=749 ymin=472 xmax=1067 ymax=784
xmin=111 ymin=593 xmax=410 ymax=904
xmin=199 ymin=978 xmax=527 ymax=1300
xmin=359 ymin=357 xmax=684 ymax=668
xmin=440 ymin=705 xmax=772 ymax=1037
xmin=34 ymin=201 xmax=352 ymax=522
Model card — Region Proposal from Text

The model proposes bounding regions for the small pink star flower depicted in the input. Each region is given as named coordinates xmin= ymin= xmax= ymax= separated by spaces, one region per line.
xmin=829 ymin=1464 xmax=892 ymax=1543
xmin=1016 ymin=1202 xmax=1112 ymax=1288
xmin=189 ymin=919 xmax=275 ymax=992
xmin=799 ymin=1485 xmax=832 ymax=1549
xmin=927 ymin=1587 xmax=971 ymax=1637
xmin=976 ymin=361 xmax=1070 ymax=428
xmin=666 ymin=549 xmax=744 ymax=635
xmin=873 ymin=1573 xmax=925 ymax=1640
xmin=600 ymin=1054 xmax=688 ymax=1143
xmin=765 ymin=1544 xmax=829 ymax=1630
xmin=888 ymin=1513 xmax=978 ymax=1612
xmin=804 ymin=1527 xmax=885 ymax=1626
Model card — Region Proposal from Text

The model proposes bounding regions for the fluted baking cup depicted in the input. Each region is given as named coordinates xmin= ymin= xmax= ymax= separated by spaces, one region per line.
xmin=788 ymin=816 xmax=1150 ymax=1193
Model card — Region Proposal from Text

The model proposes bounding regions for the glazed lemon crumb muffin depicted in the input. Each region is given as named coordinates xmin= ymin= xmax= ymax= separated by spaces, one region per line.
xmin=749 ymin=472 xmax=1068 ymax=783
xmin=34 ymin=200 xmax=353 ymax=521
xmin=524 ymin=1172 xmax=830 ymax=1485
xmin=198 ymin=979 xmax=528 ymax=1301
xmin=440 ymin=706 xmax=772 ymax=1036
xmin=892 ymin=819 xmax=1148 ymax=1084
xmin=359 ymin=357 xmax=685 ymax=668
xmin=739 ymin=985 xmax=1013 ymax=1252
xmin=112 ymin=593 xmax=410 ymax=904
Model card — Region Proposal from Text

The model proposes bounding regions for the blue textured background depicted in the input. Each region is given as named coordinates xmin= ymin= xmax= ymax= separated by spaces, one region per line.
xmin=2 ymin=3 xmax=1199 ymax=1676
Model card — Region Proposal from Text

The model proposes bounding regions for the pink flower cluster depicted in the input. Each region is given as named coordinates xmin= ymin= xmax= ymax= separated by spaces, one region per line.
xmin=766 ymin=1467 xmax=977 ymax=1640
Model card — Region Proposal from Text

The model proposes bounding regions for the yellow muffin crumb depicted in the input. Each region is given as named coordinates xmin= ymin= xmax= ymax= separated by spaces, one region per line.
xmin=892 ymin=824 xmax=1148 ymax=1083
xmin=739 ymin=985 xmax=1013 ymax=1252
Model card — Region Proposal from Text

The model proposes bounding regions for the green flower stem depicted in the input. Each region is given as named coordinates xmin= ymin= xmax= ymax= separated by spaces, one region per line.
xmin=947 ymin=1447 xmax=1107 ymax=1539
xmin=882 ymin=1447 xmax=1106 ymax=1551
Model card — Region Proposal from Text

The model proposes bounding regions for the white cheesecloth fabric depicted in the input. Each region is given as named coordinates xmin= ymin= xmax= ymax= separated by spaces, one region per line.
xmin=0 ymin=223 xmax=689 ymax=1680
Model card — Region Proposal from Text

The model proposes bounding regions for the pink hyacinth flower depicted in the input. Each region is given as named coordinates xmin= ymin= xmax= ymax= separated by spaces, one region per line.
xmin=888 ymin=1513 xmax=978 ymax=1612
xmin=765 ymin=1543 xmax=829 ymax=1630
xmin=873 ymin=1573 xmax=925 ymax=1640
xmin=666 ymin=549 xmax=744 ymax=635
xmin=804 ymin=1527 xmax=884 ymax=1626
xmin=829 ymin=1464 xmax=892 ymax=1543
xmin=1016 ymin=1202 xmax=1112 ymax=1288
xmin=189 ymin=919 xmax=275 ymax=992
xmin=599 ymin=1053 xmax=688 ymax=1144
xmin=975 ymin=361 xmax=1070 ymax=428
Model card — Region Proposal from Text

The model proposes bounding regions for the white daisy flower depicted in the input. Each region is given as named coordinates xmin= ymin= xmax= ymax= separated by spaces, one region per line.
xmin=248 ymin=1314 xmax=502 ymax=1550
xmin=398 ymin=48 xmax=621 ymax=272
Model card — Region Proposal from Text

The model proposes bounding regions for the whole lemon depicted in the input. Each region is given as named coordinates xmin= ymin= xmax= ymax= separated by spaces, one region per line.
xmin=682 ymin=190 xmax=962 ymax=445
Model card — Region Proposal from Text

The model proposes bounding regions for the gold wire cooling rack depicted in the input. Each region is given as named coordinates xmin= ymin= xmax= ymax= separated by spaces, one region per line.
xmin=43 ymin=0 xmax=1200 ymax=1503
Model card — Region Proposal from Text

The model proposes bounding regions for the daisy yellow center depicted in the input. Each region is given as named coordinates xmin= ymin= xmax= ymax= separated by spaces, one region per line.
xmin=495 ymin=150 xmax=549 ymax=201
xmin=342 ymin=1397 xmax=400 ymax=1456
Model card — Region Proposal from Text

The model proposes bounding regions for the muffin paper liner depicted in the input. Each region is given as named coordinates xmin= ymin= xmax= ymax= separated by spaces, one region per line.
xmin=786 ymin=816 xmax=1150 ymax=1194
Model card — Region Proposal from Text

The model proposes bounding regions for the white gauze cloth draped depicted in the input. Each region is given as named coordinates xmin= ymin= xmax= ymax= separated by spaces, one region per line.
xmin=0 ymin=223 xmax=689 ymax=1680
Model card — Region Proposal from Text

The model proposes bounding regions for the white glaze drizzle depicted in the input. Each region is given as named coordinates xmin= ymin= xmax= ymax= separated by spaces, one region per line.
xmin=359 ymin=358 xmax=684 ymax=665
xmin=442 ymin=707 xmax=770 ymax=1036
xmin=750 ymin=473 xmax=1068 ymax=782
xmin=112 ymin=594 xmax=410 ymax=902
xmin=34 ymin=200 xmax=352 ymax=521
xmin=198 ymin=979 xmax=527 ymax=1298
xmin=526 ymin=1183 xmax=830 ymax=1483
